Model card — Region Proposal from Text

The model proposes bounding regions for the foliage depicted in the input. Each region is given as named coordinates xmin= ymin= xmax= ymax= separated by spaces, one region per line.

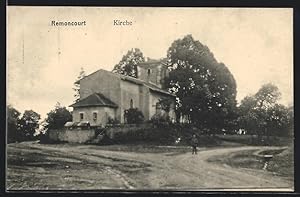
xmin=73 ymin=67 xmax=86 ymax=103
xmin=124 ymin=108 xmax=144 ymax=124
xmin=165 ymin=34 xmax=237 ymax=132
xmin=45 ymin=102 xmax=72 ymax=130
xmin=266 ymin=104 xmax=293 ymax=137
xmin=112 ymin=48 xmax=145 ymax=78
xmin=255 ymin=83 xmax=281 ymax=109
xmin=18 ymin=110 xmax=41 ymax=140
xmin=157 ymin=98 xmax=173 ymax=112
xmin=7 ymin=105 xmax=21 ymax=143
xmin=107 ymin=116 xmax=120 ymax=125
xmin=238 ymin=83 xmax=292 ymax=138
xmin=7 ymin=105 xmax=41 ymax=142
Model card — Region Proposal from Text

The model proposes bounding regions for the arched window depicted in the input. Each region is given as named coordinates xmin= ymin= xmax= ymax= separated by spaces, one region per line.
xmin=147 ymin=68 xmax=151 ymax=75
xmin=130 ymin=99 xmax=133 ymax=108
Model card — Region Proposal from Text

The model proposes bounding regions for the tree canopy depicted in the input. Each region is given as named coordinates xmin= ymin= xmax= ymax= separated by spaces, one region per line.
xmin=112 ymin=48 xmax=145 ymax=78
xmin=238 ymin=83 xmax=292 ymax=137
xmin=7 ymin=105 xmax=41 ymax=142
xmin=18 ymin=110 xmax=41 ymax=140
xmin=73 ymin=67 xmax=86 ymax=103
xmin=7 ymin=105 xmax=21 ymax=143
xmin=45 ymin=102 xmax=72 ymax=130
xmin=165 ymin=35 xmax=237 ymax=131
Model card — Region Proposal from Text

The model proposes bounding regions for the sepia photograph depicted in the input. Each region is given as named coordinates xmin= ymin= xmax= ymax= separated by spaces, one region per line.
xmin=6 ymin=7 xmax=294 ymax=191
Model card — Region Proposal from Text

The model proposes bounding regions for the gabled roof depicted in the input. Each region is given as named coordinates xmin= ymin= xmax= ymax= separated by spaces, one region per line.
xmin=69 ymin=93 xmax=118 ymax=108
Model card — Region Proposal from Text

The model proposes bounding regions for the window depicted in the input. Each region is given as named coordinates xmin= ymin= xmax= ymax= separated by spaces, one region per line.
xmin=130 ymin=99 xmax=133 ymax=108
xmin=147 ymin=69 xmax=151 ymax=75
xmin=79 ymin=113 xmax=84 ymax=121
xmin=93 ymin=112 xmax=97 ymax=121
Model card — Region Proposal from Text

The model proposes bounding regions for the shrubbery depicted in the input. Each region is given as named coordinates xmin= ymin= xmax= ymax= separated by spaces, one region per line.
xmin=111 ymin=124 xmax=221 ymax=146
xmin=124 ymin=108 xmax=144 ymax=124
xmin=113 ymin=125 xmax=176 ymax=145
xmin=107 ymin=116 xmax=120 ymax=125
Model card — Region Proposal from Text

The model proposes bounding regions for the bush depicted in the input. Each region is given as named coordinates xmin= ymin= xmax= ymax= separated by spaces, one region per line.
xmin=124 ymin=108 xmax=144 ymax=124
xmin=112 ymin=125 xmax=178 ymax=145
xmin=107 ymin=116 xmax=120 ymax=125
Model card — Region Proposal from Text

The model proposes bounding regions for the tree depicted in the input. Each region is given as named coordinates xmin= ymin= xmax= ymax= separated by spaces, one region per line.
xmin=18 ymin=110 xmax=41 ymax=141
xmin=45 ymin=102 xmax=72 ymax=130
xmin=7 ymin=105 xmax=21 ymax=143
xmin=238 ymin=83 xmax=292 ymax=143
xmin=266 ymin=104 xmax=293 ymax=137
xmin=165 ymin=35 xmax=237 ymax=132
xmin=112 ymin=48 xmax=145 ymax=78
xmin=255 ymin=83 xmax=281 ymax=110
xmin=73 ymin=67 xmax=86 ymax=103
xmin=238 ymin=95 xmax=261 ymax=135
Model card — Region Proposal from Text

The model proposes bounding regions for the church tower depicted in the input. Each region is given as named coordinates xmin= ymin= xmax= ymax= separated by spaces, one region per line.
xmin=137 ymin=58 xmax=169 ymax=89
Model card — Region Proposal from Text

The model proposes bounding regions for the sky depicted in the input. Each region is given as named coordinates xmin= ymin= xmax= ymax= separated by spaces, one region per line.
xmin=7 ymin=7 xmax=293 ymax=119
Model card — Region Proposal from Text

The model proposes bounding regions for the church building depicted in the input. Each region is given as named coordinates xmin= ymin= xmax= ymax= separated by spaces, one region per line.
xmin=69 ymin=59 xmax=176 ymax=126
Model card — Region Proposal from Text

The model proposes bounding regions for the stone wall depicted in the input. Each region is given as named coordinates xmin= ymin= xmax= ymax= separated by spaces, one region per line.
xmin=48 ymin=129 xmax=96 ymax=143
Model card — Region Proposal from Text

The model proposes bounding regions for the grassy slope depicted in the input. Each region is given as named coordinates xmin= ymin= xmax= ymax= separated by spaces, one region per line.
xmin=207 ymin=146 xmax=294 ymax=180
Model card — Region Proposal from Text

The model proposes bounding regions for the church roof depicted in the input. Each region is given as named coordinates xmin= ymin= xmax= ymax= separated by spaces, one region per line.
xmin=120 ymin=74 xmax=175 ymax=97
xmin=69 ymin=93 xmax=118 ymax=108
xmin=137 ymin=58 xmax=168 ymax=68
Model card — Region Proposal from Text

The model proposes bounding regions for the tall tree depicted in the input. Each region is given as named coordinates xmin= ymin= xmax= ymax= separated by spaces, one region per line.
xmin=73 ymin=67 xmax=86 ymax=103
xmin=18 ymin=110 xmax=41 ymax=140
xmin=266 ymin=104 xmax=293 ymax=137
xmin=45 ymin=102 xmax=72 ymax=130
xmin=238 ymin=83 xmax=292 ymax=142
xmin=238 ymin=95 xmax=261 ymax=135
xmin=165 ymin=35 xmax=237 ymax=132
xmin=7 ymin=105 xmax=21 ymax=143
xmin=255 ymin=83 xmax=281 ymax=110
xmin=112 ymin=48 xmax=145 ymax=78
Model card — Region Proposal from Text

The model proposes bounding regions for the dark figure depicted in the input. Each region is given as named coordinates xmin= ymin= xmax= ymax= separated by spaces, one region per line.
xmin=191 ymin=134 xmax=199 ymax=155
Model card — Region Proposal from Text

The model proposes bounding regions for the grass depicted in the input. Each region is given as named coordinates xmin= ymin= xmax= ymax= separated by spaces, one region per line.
xmin=207 ymin=146 xmax=294 ymax=179
xmin=207 ymin=149 xmax=264 ymax=169
xmin=215 ymin=134 xmax=293 ymax=146
xmin=267 ymin=146 xmax=294 ymax=178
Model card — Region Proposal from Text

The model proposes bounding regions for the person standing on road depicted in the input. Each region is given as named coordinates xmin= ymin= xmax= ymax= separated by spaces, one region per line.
xmin=191 ymin=134 xmax=199 ymax=155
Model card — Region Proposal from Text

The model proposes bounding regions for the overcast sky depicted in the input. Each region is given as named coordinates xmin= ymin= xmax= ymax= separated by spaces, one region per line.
xmin=7 ymin=7 xmax=293 ymax=119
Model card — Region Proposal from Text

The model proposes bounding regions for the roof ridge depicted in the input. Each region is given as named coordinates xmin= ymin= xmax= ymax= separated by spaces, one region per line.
xmin=95 ymin=92 xmax=105 ymax=104
xmin=69 ymin=92 xmax=118 ymax=108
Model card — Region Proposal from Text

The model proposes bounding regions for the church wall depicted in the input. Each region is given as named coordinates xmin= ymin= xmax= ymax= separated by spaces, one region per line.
xmin=119 ymin=80 xmax=143 ymax=123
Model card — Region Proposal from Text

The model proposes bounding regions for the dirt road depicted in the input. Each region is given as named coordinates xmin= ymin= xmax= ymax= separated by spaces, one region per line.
xmin=7 ymin=142 xmax=293 ymax=191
